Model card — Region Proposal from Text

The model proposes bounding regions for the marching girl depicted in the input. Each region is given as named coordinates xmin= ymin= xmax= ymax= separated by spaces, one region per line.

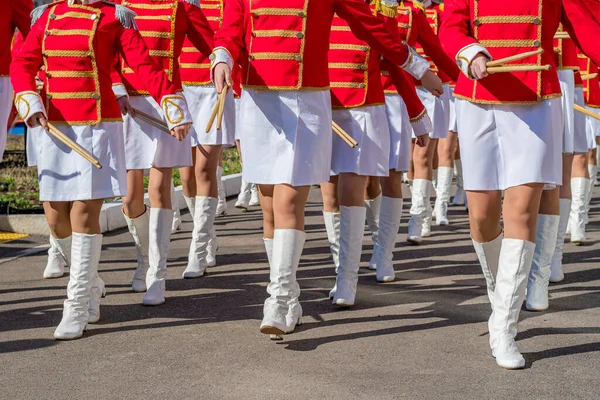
xmin=322 ymin=2 xmax=440 ymax=306
xmin=177 ymin=0 xmax=234 ymax=278
xmin=212 ymin=0 xmax=431 ymax=338
xmin=112 ymin=0 xmax=214 ymax=304
xmin=441 ymin=0 xmax=600 ymax=369
xmin=11 ymin=0 xmax=192 ymax=339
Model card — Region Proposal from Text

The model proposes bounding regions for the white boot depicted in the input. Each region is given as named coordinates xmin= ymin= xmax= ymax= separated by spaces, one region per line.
xmin=43 ymin=235 xmax=70 ymax=279
xmin=434 ymin=166 xmax=453 ymax=226
xmin=235 ymin=179 xmax=252 ymax=210
xmin=585 ymin=165 xmax=596 ymax=224
xmin=206 ymin=227 xmax=218 ymax=267
xmin=407 ymin=179 xmax=431 ymax=244
xmin=550 ymin=199 xmax=571 ymax=283
xmin=143 ymin=208 xmax=172 ymax=306
xmin=526 ymin=214 xmax=560 ymax=311
xmin=171 ymin=184 xmax=182 ymax=233
xmin=570 ymin=177 xmax=590 ymax=245
xmin=422 ymin=182 xmax=433 ymax=237
xmin=123 ymin=206 xmax=150 ymax=293
xmin=489 ymin=239 xmax=535 ymax=369
xmin=183 ymin=195 xmax=196 ymax=219
xmin=88 ymin=274 xmax=106 ymax=324
xmin=333 ymin=206 xmax=367 ymax=307
xmin=183 ymin=197 xmax=217 ymax=278
xmin=260 ymin=229 xmax=305 ymax=337
xmin=402 ymin=172 xmax=409 ymax=184
xmin=472 ymin=232 xmax=503 ymax=306
xmin=371 ymin=197 xmax=403 ymax=282
xmin=452 ymin=160 xmax=466 ymax=206
xmin=216 ymin=166 xmax=227 ymax=217
xmin=365 ymin=193 xmax=382 ymax=244
xmin=323 ymin=211 xmax=341 ymax=299
xmin=432 ymin=168 xmax=438 ymax=192
xmin=590 ymin=164 xmax=598 ymax=188
xmin=249 ymin=183 xmax=260 ymax=206
xmin=54 ymin=233 xmax=102 ymax=340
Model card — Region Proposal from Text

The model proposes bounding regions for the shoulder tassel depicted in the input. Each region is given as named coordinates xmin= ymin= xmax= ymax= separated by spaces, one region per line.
xmin=30 ymin=4 xmax=49 ymax=27
xmin=115 ymin=4 xmax=138 ymax=30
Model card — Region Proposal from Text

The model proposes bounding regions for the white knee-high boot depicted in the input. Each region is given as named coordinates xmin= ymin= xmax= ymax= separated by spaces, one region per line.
xmin=472 ymin=232 xmax=503 ymax=306
xmin=550 ymin=199 xmax=571 ymax=283
xmin=123 ymin=206 xmax=150 ymax=293
xmin=54 ymin=233 xmax=102 ymax=340
xmin=590 ymin=164 xmax=598 ymax=188
xmin=407 ymin=179 xmax=431 ymax=244
xmin=43 ymin=235 xmax=71 ymax=279
xmin=452 ymin=160 xmax=466 ymax=206
xmin=88 ymin=273 xmax=106 ymax=324
xmin=260 ymin=229 xmax=305 ymax=336
xmin=585 ymin=164 xmax=596 ymax=224
xmin=143 ymin=208 xmax=172 ymax=306
xmin=249 ymin=183 xmax=260 ymax=206
xmin=434 ymin=166 xmax=453 ymax=226
xmin=489 ymin=239 xmax=535 ymax=370
xmin=371 ymin=197 xmax=403 ymax=282
xmin=216 ymin=166 xmax=227 ymax=217
xmin=570 ymin=177 xmax=590 ymax=245
xmin=183 ymin=196 xmax=217 ymax=278
xmin=171 ymin=184 xmax=182 ymax=233
xmin=364 ymin=193 xmax=382 ymax=244
xmin=323 ymin=211 xmax=341 ymax=299
xmin=333 ymin=206 xmax=367 ymax=307
xmin=183 ymin=195 xmax=196 ymax=219
xmin=235 ymin=179 xmax=253 ymax=210
xmin=526 ymin=214 xmax=560 ymax=311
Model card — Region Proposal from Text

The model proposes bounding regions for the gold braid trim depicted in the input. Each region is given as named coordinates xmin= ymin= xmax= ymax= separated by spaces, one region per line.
xmin=330 ymin=44 xmax=368 ymax=51
xmin=370 ymin=1 xmax=398 ymax=18
xmin=410 ymin=108 xmax=428 ymax=124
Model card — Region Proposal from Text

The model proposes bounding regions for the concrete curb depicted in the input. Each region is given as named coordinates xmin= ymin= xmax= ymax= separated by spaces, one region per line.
xmin=0 ymin=173 xmax=243 ymax=236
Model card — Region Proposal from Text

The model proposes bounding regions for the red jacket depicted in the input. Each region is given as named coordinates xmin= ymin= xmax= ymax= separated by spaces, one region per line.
xmin=116 ymin=0 xmax=215 ymax=96
xmin=1 ymin=0 xmax=32 ymax=76
xmin=11 ymin=1 xmax=181 ymax=125
xmin=213 ymin=0 xmax=426 ymax=91
xmin=440 ymin=0 xmax=600 ymax=105
xmin=578 ymin=51 xmax=600 ymax=108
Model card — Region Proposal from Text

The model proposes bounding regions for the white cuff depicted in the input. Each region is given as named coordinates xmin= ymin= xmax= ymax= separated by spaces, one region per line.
xmin=456 ymin=44 xmax=493 ymax=77
xmin=210 ymin=47 xmax=234 ymax=81
xmin=410 ymin=109 xmax=433 ymax=137
xmin=160 ymin=94 xmax=192 ymax=130
xmin=15 ymin=91 xmax=46 ymax=126
xmin=112 ymin=83 xmax=129 ymax=99
xmin=401 ymin=45 xmax=431 ymax=80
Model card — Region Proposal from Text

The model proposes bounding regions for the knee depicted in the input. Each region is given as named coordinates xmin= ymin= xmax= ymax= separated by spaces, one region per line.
xmin=322 ymin=195 xmax=340 ymax=212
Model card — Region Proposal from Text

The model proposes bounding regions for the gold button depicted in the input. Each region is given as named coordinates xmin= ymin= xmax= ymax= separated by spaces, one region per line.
xmin=167 ymin=16 xmax=172 ymax=21
xmin=46 ymin=94 xmax=52 ymax=99
xmin=533 ymin=17 xmax=541 ymax=25
xmin=297 ymin=11 xmax=306 ymax=17
xmin=93 ymin=93 xmax=100 ymax=100
xmin=359 ymin=83 xmax=365 ymax=88
xmin=49 ymin=13 xmax=56 ymax=20
xmin=248 ymin=55 xmax=254 ymax=61
xmin=46 ymin=73 xmax=52 ymax=78
xmin=296 ymin=32 xmax=304 ymax=39
xmin=361 ymin=46 xmax=368 ymax=52
xmin=360 ymin=65 xmax=367 ymax=71
xmin=534 ymin=40 xmax=541 ymax=47
xmin=295 ymin=55 xmax=302 ymax=62
xmin=404 ymin=10 xmax=410 ymax=15
xmin=251 ymin=32 xmax=257 ymax=37
xmin=87 ymin=53 xmax=93 ymax=58
xmin=217 ymin=17 xmax=221 ymax=22
xmin=91 ymin=14 xmax=97 ymax=20
xmin=45 ymin=30 xmax=50 ymax=36
xmin=251 ymin=12 xmax=259 ymax=18
xmin=473 ymin=19 xmax=481 ymax=26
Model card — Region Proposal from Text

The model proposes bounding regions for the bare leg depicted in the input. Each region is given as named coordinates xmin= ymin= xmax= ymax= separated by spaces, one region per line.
xmin=321 ymin=175 xmax=340 ymax=213
xmin=364 ymin=176 xmax=382 ymax=200
xmin=148 ymin=167 xmax=173 ymax=209
xmin=179 ymin=150 xmax=197 ymax=199
xmin=195 ymin=145 xmax=222 ymax=198
xmin=122 ymin=169 xmax=146 ymax=219
xmin=259 ymin=184 xmax=275 ymax=239
xmin=44 ymin=201 xmax=72 ymax=239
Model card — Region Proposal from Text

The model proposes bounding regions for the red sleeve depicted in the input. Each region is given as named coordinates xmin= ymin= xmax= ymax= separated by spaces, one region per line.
xmin=387 ymin=63 xmax=426 ymax=119
xmin=11 ymin=32 xmax=24 ymax=60
xmin=11 ymin=0 xmax=33 ymax=39
xmin=184 ymin=1 xmax=215 ymax=58
xmin=117 ymin=25 xmax=179 ymax=102
xmin=438 ymin=0 xmax=477 ymax=60
xmin=10 ymin=17 xmax=44 ymax=93
xmin=213 ymin=0 xmax=246 ymax=63
xmin=414 ymin=11 xmax=460 ymax=82
xmin=335 ymin=0 xmax=410 ymax=68
xmin=562 ymin=0 xmax=600 ymax=67
xmin=111 ymin=55 xmax=125 ymax=86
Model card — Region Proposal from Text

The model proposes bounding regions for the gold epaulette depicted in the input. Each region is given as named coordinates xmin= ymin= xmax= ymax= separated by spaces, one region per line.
xmin=413 ymin=1 xmax=427 ymax=14
xmin=371 ymin=0 xmax=398 ymax=18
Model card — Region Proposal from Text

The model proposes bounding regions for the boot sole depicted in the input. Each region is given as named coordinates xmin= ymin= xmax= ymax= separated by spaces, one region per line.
xmin=260 ymin=326 xmax=285 ymax=336
xmin=406 ymin=239 xmax=422 ymax=245
xmin=525 ymin=306 xmax=548 ymax=312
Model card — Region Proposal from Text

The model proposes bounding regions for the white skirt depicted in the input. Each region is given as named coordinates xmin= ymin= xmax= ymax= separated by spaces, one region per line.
xmin=32 ymin=122 xmax=127 ymax=201
xmin=235 ymin=97 xmax=242 ymax=141
xmin=448 ymin=86 xmax=458 ymax=133
xmin=182 ymin=84 xmax=235 ymax=147
xmin=239 ymin=89 xmax=332 ymax=186
xmin=414 ymin=87 xmax=449 ymax=139
xmin=586 ymin=106 xmax=600 ymax=145
xmin=123 ymin=96 xmax=192 ymax=170
xmin=385 ymin=94 xmax=412 ymax=172
xmin=331 ymin=105 xmax=390 ymax=177
xmin=559 ymin=71 xmax=588 ymax=154
xmin=456 ymin=98 xmax=562 ymax=191
xmin=0 ymin=77 xmax=13 ymax=161
xmin=26 ymin=125 xmax=42 ymax=167
xmin=574 ymin=87 xmax=590 ymax=152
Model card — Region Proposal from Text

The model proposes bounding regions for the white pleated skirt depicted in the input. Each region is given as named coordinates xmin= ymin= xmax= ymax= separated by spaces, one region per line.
xmin=447 ymin=86 xmax=458 ymax=133
xmin=182 ymin=84 xmax=235 ymax=147
xmin=0 ymin=77 xmax=13 ymax=161
xmin=385 ymin=94 xmax=412 ymax=172
xmin=30 ymin=122 xmax=127 ymax=201
xmin=331 ymin=105 xmax=390 ymax=177
xmin=559 ymin=71 xmax=588 ymax=154
xmin=123 ymin=96 xmax=192 ymax=170
xmin=414 ymin=87 xmax=449 ymax=139
xmin=235 ymin=97 xmax=242 ymax=141
xmin=456 ymin=98 xmax=562 ymax=191
xmin=239 ymin=89 xmax=332 ymax=186
xmin=586 ymin=106 xmax=600 ymax=146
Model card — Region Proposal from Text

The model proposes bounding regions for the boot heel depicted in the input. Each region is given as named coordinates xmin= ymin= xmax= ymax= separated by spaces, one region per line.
xmin=270 ymin=334 xmax=284 ymax=341
xmin=260 ymin=325 xmax=285 ymax=336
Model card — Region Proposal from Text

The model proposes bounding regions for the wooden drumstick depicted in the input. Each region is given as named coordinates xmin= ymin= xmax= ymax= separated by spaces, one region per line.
xmin=132 ymin=108 xmax=171 ymax=134
xmin=575 ymin=104 xmax=600 ymax=121
xmin=486 ymin=49 xmax=544 ymax=68
xmin=332 ymin=121 xmax=358 ymax=148
xmin=216 ymin=86 xmax=228 ymax=131
xmin=580 ymin=73 xmax=598 ymax=81
xmin=47 ymin=122 xmax=102 ymax=169
xmin=487 ymin=64 xmax=552 ymax=74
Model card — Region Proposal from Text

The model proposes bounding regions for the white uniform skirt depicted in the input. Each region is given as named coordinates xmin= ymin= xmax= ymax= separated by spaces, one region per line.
xmin=331 ymin=105 xmax=390 ymax=177
xmin=31 ymin=122 xmax=127 ymax=202
xmin=234 ymin=97 xmax=242 ymax=141
xmin=456 ymin=98 xmax=562 ymax=191
xmin=239 ymin=89 xmax=332 ymax=186
xmin=0 ymin=77 xmax=13 ymax=161
xmin=559 ymin=71 xmax=588 ymax=154
xmin=448 ymin=86 xmax=458 ymax=133
xmin=182 ymin=84 xmax=235 ymax=147
xmin=385 ymin=94 xmax=412 ymax=172
xmin=414 ymin=86 xmax=449 ymax=139
xmin=586 ymin=106 xmax=600 ymax=145
xmin=123 ymin=95 xmax=192 ymax=170
xmin=26 ymin=125 xmax=42 ymax=167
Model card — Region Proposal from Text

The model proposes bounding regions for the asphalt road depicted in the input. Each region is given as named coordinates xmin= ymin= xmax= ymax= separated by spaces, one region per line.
xmin=1 ymin=188 xmax=599 ymax=399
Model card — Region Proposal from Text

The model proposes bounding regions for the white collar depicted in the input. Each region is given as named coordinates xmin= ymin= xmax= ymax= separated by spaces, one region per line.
xmin=68 ymin=0 xmax=103 ymax=4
